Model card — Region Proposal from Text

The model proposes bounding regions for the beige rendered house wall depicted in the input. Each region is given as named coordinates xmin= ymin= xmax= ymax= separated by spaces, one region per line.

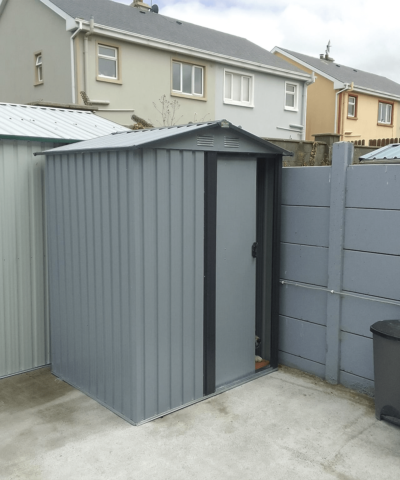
xmin=274 ymin=52 xmax=336 ymax=140
xmin=0 ymin=0 xmax=73 ymax=105
xmin=340 ymin=91 xmax=400 ymax=143
xmin=75 ymin=34 xmax=216 ymax=126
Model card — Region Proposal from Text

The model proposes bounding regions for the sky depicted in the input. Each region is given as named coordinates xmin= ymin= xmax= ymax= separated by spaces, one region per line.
xmin=112 ymin=0 xmax=400 ymax=84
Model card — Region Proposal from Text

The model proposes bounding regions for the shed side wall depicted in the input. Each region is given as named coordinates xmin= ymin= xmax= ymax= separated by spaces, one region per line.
xmin=0 ymin=139 xmax=50 ymax=378
xmin=46 ymin=148 xmax=204 ymax=424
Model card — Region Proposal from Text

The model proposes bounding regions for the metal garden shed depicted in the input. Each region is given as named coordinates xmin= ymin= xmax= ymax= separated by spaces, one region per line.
xmin=0 ymin=102 xmax=130 ymax=379
xmin=41 ymin=120 xmax=291 ymax=425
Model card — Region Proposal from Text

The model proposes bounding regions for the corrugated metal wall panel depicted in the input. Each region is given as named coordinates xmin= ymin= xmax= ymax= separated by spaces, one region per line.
xmin=47 ymin=148 xmax=204 ymax=424
xmin=0 ymin=140 xmax=50 ymax=378
xmin=136 ymin=149 xmax=205 ymax=422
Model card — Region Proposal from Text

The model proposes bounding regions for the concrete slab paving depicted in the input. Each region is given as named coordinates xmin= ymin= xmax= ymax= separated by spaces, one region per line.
xmin=0 ymin=366 xmax=399 ymax=480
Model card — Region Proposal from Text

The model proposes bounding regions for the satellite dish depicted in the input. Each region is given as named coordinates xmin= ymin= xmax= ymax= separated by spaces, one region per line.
xmin=151 ymin=4 xmax=159 ymax=13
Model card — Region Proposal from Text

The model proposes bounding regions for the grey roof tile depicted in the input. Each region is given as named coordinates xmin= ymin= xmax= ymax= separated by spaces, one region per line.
xmin=278 ymin=48 xmax=400 ymax=97
xmin=49 ymin=0 xmax=305 ymax=73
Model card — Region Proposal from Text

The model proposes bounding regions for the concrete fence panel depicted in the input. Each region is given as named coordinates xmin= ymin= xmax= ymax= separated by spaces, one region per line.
xmin=346 ymin=165 xmax=400 ymax=209
xmin=280 ymin=284 xmax=328 ymax=326
xmin=344 ymin=209 xmax=400 ymax=256
xmin=342 ymin=251 xmax=400 ymax=301
xmin=281 ymin=206 xmax=330 ymax=247
xmin=280 ymin=244 xmax=329 ymax=287
xmin=281 ymin=167 xmax=331 ymax=207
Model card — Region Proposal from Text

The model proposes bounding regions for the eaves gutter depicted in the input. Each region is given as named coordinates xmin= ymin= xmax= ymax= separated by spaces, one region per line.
xmin=77 ymin=21 xmax=311 ymax=82
xmin=351 ymin=85 xmax=400 ymax=102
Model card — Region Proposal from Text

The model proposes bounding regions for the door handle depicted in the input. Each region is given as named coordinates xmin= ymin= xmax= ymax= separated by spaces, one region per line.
xmin=252 ymin=242 xmax=258 ymax=258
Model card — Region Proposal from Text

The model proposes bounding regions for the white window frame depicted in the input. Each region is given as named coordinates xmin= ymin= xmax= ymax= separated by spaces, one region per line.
xmin=97 ymin=44 xmax=118 ymax=80
xmin=284 ymin=82 xmax=299 ymax=111
xmin=35 ymin=52 xmax=43 ymax=85
xmin=348 ymin=96 xmax=356 ymax=118
xmin=378 ymin=102 xmax=393 ymax=125
xmin=172 ymin=61 xmax=204 ymax=97
xmin=223 ymin=69 xmax=254 ymax=107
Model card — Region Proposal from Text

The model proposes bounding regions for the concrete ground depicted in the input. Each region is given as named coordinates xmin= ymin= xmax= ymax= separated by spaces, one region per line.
xmin=1 ymin=366 xmax=399 ymax=480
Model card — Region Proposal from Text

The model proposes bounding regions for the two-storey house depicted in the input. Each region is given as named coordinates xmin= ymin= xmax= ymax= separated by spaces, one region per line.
xmin=272 ymin=46 xmax=400 ymax=143
xmin=0 ymin=0 xmax=312 ymax=138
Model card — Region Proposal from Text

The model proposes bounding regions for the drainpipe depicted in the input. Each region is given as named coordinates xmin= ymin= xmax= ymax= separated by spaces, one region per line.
xmin=334 ymin=83 xmax=350 ymax=135
xmin=301 ymin=72 xmax=315 ymax=140
xmin=84 ymin=16 xmax=95 ymax=93
xmin=70 ymin=21 xmax=83 ymax=104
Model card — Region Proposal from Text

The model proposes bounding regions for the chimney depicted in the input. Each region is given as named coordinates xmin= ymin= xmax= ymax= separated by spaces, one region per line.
xmin=130 ymin=0 xmax=152 ymax=12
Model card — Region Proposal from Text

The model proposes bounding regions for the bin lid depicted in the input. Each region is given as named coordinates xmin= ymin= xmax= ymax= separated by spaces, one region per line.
xmin=370 ymin=320 xmax=400 ymax=341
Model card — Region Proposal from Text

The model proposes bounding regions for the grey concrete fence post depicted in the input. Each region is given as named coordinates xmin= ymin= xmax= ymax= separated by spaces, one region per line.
xmin=325 ymin=142 xmax=354 ymax=384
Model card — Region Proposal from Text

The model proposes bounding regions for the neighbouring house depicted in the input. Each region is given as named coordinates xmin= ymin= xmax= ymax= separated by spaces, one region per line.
xmin=0 ymin=0 xmax=312 ymax=138
xmin=0 ymin=102 xmax=130 ymax=379
xmin=272 ymin=46 xmax=400 ymax=143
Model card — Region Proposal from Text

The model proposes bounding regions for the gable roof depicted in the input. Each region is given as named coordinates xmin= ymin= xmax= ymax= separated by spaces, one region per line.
xmin=37 ymin=120 xmax=293 ymax=156
xmin=274 ymin=47 xmax=400 ymax=98
xmin=44 ymin=0 xmax=307 ymax=78
xmin=0 ymin=103 xmax=130 ymax=143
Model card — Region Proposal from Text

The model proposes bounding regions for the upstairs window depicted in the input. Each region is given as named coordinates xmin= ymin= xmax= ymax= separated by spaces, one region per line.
xmin=172 ymin=61 xmax=204 ymax=97
xmin=378 ymin=102 xmax=393 ymax=125
xmin=224 ymin=70 xmax=253 ymax=107
xmin=348 ymin=95 xmax=357 ymax=118
xmin=285 ymin=82 xmax=298 ymax=111
xmin=98 ymin=45 xmax=118 ymax=79
xmin=35 ymin=52 xmax=43 ymax=85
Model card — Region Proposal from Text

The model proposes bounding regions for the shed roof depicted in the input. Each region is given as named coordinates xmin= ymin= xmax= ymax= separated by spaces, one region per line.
xmin=0 ymin=103 xmax=130 ymax=143
xmin=46 ymin=0 xmax=305 ymax=76
xmin=38 ymin=120 xmax=293 ymax=156
xmin=275 ymin=48 xmax=400 ymax=97
xmin=359 ymin=144 xmax=400 ymax=161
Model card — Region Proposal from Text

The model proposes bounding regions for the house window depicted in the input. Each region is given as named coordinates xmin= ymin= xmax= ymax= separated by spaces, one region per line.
xmin=172 ymin=61 xmax=204 ymax=97
xmin=224 ymin=70 xmax=253 ymax=107
xmin=378 ymin=102 xmax=393 ymax=125
xmin=285 ymin=82 xmax=298 ymax=111
xmin=98 ymin=45 xmax=118 ymax=79
xmin=348 ymin=96 xmax=357 ymax=118
xmin=35 ymin=52 xmax=43 ymax=84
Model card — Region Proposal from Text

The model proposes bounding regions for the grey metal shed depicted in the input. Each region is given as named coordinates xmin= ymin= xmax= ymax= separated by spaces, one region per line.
xmin=40 ymin=120 xmax=291 ymax=425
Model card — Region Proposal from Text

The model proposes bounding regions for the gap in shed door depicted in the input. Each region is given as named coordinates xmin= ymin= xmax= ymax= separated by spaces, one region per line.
xmin=254 ymin=159 xmax=276 ymax=373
